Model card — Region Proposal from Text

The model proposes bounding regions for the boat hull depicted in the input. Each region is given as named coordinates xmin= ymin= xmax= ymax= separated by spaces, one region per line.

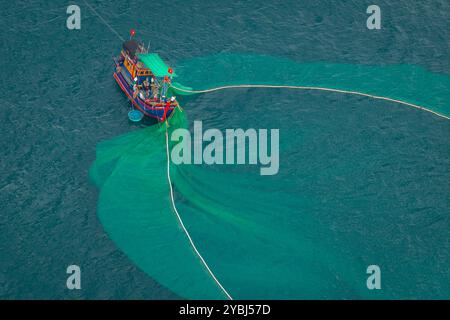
xmin=113 ymin=70 xmax=175 ymax=122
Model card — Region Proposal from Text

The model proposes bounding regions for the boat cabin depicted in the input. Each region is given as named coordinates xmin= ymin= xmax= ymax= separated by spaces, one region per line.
xmin=121 ymin=40 xmax=153 ymax=81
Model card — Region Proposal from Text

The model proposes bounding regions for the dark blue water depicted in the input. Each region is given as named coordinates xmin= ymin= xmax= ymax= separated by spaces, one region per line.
xmin=1 ymin=0 xmax=449 ymax=299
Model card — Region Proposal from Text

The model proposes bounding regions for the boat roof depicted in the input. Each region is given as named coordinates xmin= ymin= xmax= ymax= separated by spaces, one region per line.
xmin=123 ymin=40 xmax=139 ymax=57
xmin=137 ymin=53 xmax=176 ymax=78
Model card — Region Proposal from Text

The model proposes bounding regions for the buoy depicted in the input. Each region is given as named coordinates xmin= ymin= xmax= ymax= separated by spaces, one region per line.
xmin=128 ymin=109 xmax=144 ymax=122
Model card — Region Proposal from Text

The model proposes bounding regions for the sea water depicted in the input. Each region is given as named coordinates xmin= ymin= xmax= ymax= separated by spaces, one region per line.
xmin=1 ymin=0 xmax=449 ymax=299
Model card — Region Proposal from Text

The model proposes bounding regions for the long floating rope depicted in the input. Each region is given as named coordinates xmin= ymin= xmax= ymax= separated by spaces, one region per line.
xmin=165 ymin=82 xmax=448 ymax=299
xmin=165 ymin=82 xmax=449 ymax=299
xmin=165 ymin=127 xmax=233 ymax=300
xmin=171 ymin=84 xmax=450 ymax=121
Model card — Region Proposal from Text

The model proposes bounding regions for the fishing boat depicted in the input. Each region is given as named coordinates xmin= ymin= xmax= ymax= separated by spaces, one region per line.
xmin=113 ymin=30 xmax=178 ymax=122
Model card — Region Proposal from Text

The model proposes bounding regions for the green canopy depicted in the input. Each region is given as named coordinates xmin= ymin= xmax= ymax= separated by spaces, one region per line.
xmin=137 ymin=53 xmax=176 ymax=77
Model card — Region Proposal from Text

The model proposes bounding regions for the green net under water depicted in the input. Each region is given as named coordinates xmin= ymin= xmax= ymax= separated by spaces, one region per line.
xmin=89 ymin=111 xmax=229 ymax=299
xmin=172 ymin=54 xmax=450 ymax=118
xmin=90 ymin=54 xmax=450 ymax=299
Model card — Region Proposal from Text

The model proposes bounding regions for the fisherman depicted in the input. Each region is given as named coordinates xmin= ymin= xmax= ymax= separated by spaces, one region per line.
xmin=143 ymin=77 xmax=150 ymax=98
xmin=132 ymin=77 xmax=140 ymax=99
xmin=143 ymin=77 xmax=150 ymax=90
xmin=151 ymin=77 xmax=159 ymax=97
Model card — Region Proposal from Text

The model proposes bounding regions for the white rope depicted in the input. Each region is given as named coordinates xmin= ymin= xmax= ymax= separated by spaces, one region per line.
xmin=83 ymin=0 xmax=125 ymax=42
xmin=164 ymin=84 xmax=448 ymax=299
xmin=164 ymin=83 xmax=448 ymax=299
xmin=171 ymin=84 xmax=450 ymax=121
xmin=83 ymin=0 xmax=449 ymax=122
xmin=165 ymin=127 xmax=233 ymax=300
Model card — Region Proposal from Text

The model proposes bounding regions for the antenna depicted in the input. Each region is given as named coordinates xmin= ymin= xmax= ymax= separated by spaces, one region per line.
xmin=147 ymin=41 xmax=150 ymax=53
xmin=130 ymin=29 xmax=136 ymax=39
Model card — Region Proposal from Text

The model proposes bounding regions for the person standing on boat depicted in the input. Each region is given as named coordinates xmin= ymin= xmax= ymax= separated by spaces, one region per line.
xmin=151 ymin=77 xmax=159 ymax=99
xmin=143 ymin=77 xmax=150 ymax=98
xmin=143 ymin=78 xmax=150 ymax=89
xmin=132 ymin=77 xmax=139 ymax=99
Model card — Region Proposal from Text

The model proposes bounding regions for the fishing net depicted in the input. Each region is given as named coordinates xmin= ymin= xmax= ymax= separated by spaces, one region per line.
xmin=90 ymin=54 xmax=450 ymax=299
xmin=89 ymin=111 xmax=229 ymax=299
